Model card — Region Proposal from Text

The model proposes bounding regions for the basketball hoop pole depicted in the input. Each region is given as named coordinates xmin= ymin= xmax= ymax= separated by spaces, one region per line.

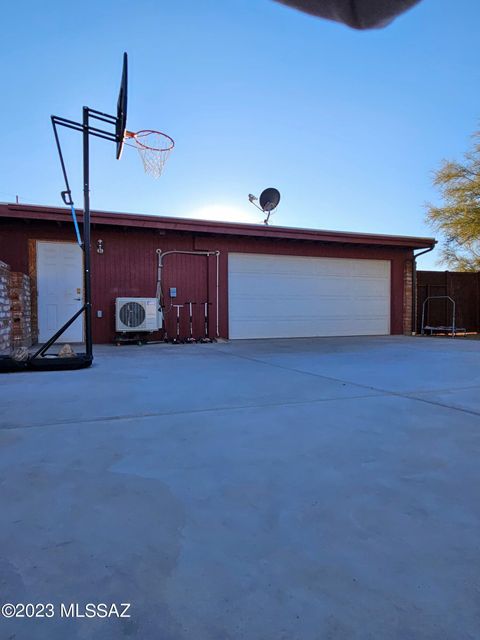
xmin=83 ymin=107 xmax=93 ymax=359
xmin=0 ymin=54 xmax=132 ymax=373
xmin=48 ymin=106 xmax=121 ymax=363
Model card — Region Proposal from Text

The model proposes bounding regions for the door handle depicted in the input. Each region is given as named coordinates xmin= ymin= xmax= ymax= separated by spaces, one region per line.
xmin=74 ymin=297 xmax=82 ymax=301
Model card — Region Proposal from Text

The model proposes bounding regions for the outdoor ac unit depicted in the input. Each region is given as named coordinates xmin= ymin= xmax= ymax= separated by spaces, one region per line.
xmin=115 ymin=298 xmax=162 ymax=332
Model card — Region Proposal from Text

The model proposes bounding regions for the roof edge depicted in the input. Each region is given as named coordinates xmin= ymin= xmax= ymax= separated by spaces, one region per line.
xmin=0 ymin=202 xmax=436 ymax=249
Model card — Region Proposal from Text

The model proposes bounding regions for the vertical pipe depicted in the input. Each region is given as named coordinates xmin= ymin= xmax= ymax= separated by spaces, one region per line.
xmin=477 ymin=273 xmax=480 ymax=331
xmin=412 ymin=245 xmax=435 ymax=335
xmin=445 ymin=270 xmax=448 ymax=328
xmin=188 ymin=301 xmax=194 ymax=339
xmin=216 ymin=251 xmax=220 ymax=338
xmin=206 ymin=252 xmax=210 ymax=337
xmin=411 ymin=259 xmax=417 ymax=334
xmin=156 ymin=249 xmax=161 ymax=299
xmin=83 ymin=107 xmax=93 ymax=359
xmin=426 ymin=284 xmax=430 ymax=327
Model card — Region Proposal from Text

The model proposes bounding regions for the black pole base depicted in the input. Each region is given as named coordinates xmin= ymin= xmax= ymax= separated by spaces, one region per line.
xmin=0 ymin=354 xmax=93 ymax=373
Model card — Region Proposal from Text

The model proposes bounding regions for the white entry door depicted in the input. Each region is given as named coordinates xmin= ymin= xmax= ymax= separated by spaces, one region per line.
xmin=228 ymin=253 xmax=391 ymax=339
xmin=37 ymin=241 xmax=83 ymax=343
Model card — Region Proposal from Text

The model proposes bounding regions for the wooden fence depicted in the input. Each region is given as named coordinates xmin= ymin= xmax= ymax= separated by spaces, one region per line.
xmin=416 ymin=271 xmax=480 ymax=333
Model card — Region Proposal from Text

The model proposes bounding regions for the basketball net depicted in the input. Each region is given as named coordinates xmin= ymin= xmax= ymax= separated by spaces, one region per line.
xmin=125 ymin=130 xmax=174 ymax=178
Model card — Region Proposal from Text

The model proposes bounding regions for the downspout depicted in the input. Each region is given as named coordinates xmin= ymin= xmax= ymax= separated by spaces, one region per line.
xmin=215 ymin=250 xmax=220 ymax=338
xmin=412 ymin=244 xmax=436 ymax=334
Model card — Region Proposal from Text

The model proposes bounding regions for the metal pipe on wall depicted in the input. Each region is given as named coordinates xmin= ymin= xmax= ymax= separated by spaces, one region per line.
xmin=215 ymin=251 xmax=220 ymax=337
xmin=156 ymin=249 xmax=221 ymax=337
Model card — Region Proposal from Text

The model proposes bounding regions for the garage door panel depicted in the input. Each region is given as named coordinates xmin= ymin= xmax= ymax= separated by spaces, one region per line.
xmin=228 ymin=253 xmax=390 ymax=339
xmin=229 ymin=315 xmax=389 ymax=339
xmin=229 ymin=254 xmax=390 ymax=277
xmin=230 ymin=275 xmax=388 ymax=298
xmin=230 ymin=295 xmax=388 ymax=318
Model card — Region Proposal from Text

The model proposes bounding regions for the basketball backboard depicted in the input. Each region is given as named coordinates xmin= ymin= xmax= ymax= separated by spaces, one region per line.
xmin=116 ymin=52 xmax=128 ymax=159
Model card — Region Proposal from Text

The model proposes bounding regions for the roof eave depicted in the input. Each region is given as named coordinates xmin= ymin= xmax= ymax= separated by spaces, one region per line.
xmin=0 ymin=203 xmax=436 ymax=250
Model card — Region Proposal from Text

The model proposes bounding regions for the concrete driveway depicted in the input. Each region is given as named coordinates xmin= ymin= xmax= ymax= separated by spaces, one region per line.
xmin=0 ymin=336 xmax=479 ymax=639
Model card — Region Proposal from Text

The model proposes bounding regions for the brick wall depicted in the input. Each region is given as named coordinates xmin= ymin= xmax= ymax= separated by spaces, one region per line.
xmin=0 ymin=261 xmax=35 ymax=353
xmin=28 ymin=240 xmax=38 ymax=342
xmin=403 ymin=259 xmax=413 ymax=335
xmin=9 ymin=271 xmax=34 ymax=348
xmin=0 ymin=261 xmax=12 ymax=353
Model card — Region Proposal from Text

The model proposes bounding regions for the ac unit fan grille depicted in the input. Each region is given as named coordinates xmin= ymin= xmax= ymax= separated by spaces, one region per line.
xmin=119 ymin=301 xmax=146 ymax=328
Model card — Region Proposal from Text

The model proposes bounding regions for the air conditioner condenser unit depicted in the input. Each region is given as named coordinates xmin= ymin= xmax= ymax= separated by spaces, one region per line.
xmin=115 ymin=298 xmax=163 ymax=332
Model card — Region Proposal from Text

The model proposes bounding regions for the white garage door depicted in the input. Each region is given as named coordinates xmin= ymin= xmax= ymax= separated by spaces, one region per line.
xmin=228 ymin=253 xmax=391 ymax=339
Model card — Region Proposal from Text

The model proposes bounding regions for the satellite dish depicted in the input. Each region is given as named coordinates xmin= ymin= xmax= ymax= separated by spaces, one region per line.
xmin=248 ymin=187 xmax=281 ymax=225
xmin=259 ymin=188 xmax=281 ymax=212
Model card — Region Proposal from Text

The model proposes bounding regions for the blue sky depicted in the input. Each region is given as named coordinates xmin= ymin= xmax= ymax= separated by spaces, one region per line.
xmin=1 ymin=0 xmax=479 ymax=269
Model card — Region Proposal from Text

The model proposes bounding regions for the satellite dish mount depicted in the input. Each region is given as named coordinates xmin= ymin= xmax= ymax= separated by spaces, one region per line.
xmin=248 ymin=188 xmax=281 ymax=225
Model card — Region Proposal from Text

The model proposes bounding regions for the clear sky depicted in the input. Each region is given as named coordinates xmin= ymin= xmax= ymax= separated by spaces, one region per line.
xmin=1 ymin=0 xmax=479 ymax=269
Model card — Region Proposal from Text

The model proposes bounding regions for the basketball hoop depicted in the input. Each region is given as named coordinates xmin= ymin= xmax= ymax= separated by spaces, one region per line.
xmin=125 ymin=130 xmax=174 ymax=178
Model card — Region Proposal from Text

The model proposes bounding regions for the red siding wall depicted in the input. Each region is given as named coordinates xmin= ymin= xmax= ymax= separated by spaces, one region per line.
xmin=0 ymin=218 xmax=412 ymax=342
